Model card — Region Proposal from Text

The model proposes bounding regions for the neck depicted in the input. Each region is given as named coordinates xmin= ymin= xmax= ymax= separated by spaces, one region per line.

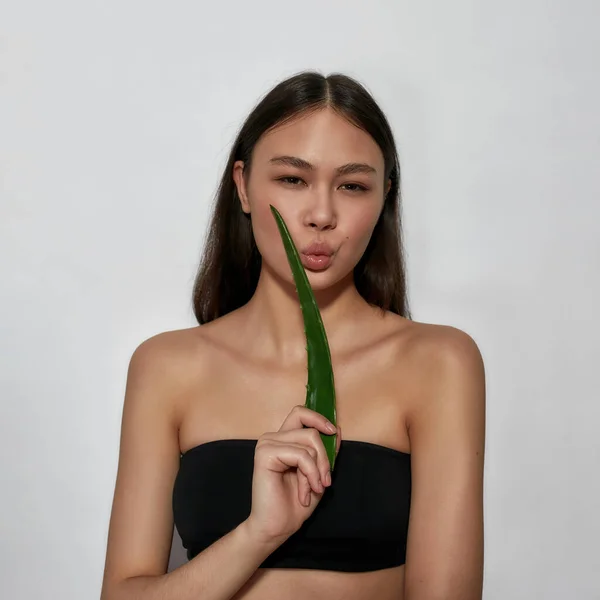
xmin=239 ymin=263 xmax=368 ymax=364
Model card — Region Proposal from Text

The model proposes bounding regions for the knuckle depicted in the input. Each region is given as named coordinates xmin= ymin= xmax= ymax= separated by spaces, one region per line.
xmin=309 ymin=429 xmax=326 ymax=453
xmin=302 ymin=448 xmax=317 ymax=467
xmin=255 ymin=434 xmax=277 ymax=453
xmin=309 ymin=428 xmax=321 ymax=443
xmin=256 ymin=433 xmax=272 ymax=447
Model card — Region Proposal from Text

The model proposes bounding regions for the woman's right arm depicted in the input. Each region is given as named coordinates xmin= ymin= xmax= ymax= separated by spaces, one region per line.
xmin=104 ymin=520 xmax=282 ymax=600
xmin=99 ymin=334 xmax=284 ymax=600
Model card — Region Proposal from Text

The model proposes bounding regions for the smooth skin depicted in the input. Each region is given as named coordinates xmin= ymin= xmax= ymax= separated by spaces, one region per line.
xmin=100 ymin=107 xmax=486 ymax=600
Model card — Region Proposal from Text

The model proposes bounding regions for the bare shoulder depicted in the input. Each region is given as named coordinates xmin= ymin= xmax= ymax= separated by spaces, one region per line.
xmin=383 ymin=318 xmax=486 ymax=426
xmin=125 ymin=325 xmax=219 ymax=419
xmin=129 ymin=323 xmax=223 ymax=375
xmin=399 ymin=320 xmax=486 ymax=441
xmin=402 ymin=320 xmax=485 ymax=374
xmin=422 ymin=322 xmax=485 ymax=395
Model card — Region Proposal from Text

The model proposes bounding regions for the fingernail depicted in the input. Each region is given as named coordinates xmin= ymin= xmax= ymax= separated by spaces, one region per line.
xmin=326 ymin=422 xmax=336 ymax=433
xmin=304 ymin=492 xmax=311 ymax=506
xmin=325 ymin=471 xmax=332 ymax=486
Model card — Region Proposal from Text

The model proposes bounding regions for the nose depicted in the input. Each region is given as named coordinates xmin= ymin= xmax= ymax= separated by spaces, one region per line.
xmin=302 ymin=191 xmax=337 ymax=231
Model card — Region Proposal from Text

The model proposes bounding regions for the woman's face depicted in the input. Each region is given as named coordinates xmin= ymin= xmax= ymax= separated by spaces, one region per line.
xmin=233 ymin=107 xmax=390 ymax=290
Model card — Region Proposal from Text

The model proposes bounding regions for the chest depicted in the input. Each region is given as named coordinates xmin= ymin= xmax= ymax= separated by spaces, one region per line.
xmin=178 ymin=346 xmax=419 ymax=455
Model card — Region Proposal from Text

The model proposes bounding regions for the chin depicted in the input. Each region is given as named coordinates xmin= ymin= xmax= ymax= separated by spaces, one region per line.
xmin=303 ymin=268 xmax=349 ymax=292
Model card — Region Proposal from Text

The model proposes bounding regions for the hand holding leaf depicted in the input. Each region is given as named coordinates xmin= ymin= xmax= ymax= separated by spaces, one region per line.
xmin=270 ymin=205 xmax=338 ymax=470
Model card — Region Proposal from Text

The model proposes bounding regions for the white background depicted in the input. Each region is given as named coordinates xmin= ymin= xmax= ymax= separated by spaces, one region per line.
xmin=1 ymin=1 xmax=599 ymax=598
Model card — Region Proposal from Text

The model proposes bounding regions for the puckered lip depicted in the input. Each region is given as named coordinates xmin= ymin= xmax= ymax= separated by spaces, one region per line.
xmin=301 ymin=241 xmax=334 ymax=256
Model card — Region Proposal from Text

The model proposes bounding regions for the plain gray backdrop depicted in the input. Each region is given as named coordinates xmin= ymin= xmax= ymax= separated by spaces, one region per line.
xmin=1 ymin=1 xmax=599 ymax=598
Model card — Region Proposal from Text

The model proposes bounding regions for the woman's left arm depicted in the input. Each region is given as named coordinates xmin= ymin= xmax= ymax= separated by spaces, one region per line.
xmin=403 ymin=327 xmax=486 ymax=600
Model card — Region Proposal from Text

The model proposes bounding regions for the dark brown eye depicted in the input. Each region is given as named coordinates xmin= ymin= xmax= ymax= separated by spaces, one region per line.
xmin=341 ymin=183 xmax=368 ymax=192
xmin=278 ymin=176 xmax=304 ymax=186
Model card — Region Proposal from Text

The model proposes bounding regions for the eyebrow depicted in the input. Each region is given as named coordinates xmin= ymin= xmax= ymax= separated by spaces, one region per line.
xmin=269 ymin=155 xmax=377 ymax=176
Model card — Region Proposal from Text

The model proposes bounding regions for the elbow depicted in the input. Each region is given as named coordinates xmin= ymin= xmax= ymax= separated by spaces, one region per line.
xmin=100 ymin=577 xmax=125 ymax=600
xmin=102 ymin=573 xmax=167 ymax=600
xmin=100 ymin=575 xmax=138 ymax=600
xmin=101 ymin=568 xmax=167 ymax=600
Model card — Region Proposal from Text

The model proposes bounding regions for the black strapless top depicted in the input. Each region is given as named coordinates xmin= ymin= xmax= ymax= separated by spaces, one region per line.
xmin=172 ymin=439 xmax=411 ymax=572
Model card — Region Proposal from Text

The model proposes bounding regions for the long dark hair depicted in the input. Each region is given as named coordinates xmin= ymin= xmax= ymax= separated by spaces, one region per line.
xmin=192 ymin=70 xmax=411 ymax=324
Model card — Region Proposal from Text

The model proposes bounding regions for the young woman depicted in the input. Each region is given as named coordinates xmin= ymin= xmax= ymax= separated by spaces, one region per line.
xmin=100 ymin=70 xmax=486 ymax=600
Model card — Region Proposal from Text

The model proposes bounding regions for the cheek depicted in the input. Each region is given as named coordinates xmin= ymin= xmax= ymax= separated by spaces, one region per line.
xmin=248 ymin=180 xmax=303 ymax=245
xmin=249 ymin=201 xmax=294 ymax=266
xmin=343 ymin=208 xmax=381 ymax=256
xmin=246 ymin=179 xmax=291 ymax=241
xmin=245 ymin=179 xmax=276 ymax=244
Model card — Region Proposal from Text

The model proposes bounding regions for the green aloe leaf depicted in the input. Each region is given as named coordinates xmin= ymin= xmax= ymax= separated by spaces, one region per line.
xmin=270 ymin=204 xmax=337 ymax=470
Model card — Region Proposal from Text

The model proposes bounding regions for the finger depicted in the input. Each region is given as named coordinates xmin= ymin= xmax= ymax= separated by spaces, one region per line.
xmin=278 ymin=404 xmax=337 ymax=436
xmin=256 ymin=441 xmax=323 ymax=494
xmin=293 ymin=447 xmax=324 ymax=494
xmin=297 ymin=471 xmax=311 ymax=507
xmin=263 ymin=429 xmax=330 ymax=487
xmin=306 ymin=428 xmax=332 ymax=487
xmin=259 ymin=436 xmax=319 ymax=463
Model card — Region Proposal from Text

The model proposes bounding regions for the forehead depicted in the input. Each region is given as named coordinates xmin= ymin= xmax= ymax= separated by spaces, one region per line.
xmin=253 ymin=108 xmax=384 ymax=169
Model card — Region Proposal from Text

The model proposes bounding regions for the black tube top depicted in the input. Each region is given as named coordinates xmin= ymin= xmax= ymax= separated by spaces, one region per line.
xmin=172 ymin=439 xmax=411 ymax=572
